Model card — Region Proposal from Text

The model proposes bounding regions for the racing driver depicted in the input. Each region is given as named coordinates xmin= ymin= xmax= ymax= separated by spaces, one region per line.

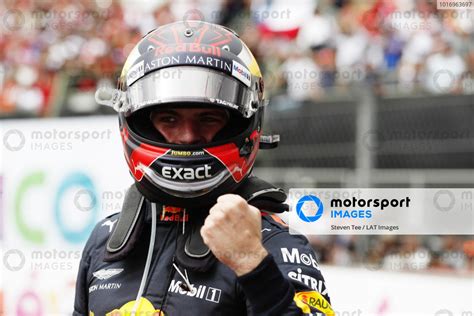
xmin=73 ymin=21 xmax=333 ymax=316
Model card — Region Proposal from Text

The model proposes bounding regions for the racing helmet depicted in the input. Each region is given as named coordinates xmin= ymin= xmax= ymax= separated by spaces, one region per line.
xmin=96 ymin=21 xmax=279 ymax=208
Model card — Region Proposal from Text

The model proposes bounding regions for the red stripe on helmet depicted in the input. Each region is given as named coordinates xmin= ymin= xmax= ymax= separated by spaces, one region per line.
xmin=205 ymin=130 xmax=260 ymax=182
xmin=129 ymin=143 xmax=170 ymax=181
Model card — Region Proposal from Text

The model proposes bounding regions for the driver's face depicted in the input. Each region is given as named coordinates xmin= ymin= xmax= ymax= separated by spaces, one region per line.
xmin=151 ymin=108 xmax=229 ymax=144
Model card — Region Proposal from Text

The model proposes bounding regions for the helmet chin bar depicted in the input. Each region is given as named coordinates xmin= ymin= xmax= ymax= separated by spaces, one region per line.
xmin=140 ymin=165 xmax=231 ymax=198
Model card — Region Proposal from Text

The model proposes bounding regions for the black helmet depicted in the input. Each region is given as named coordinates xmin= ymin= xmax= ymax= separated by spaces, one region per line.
xmin=96 ymin=21 xmax=278 ymax=208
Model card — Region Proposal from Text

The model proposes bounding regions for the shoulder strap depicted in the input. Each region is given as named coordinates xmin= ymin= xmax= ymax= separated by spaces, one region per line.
xmin=177 ymin=176 xmax=288 ymax=271
xmin=175 ymin=213 xmax=217 ymax=273
xmin=104 ymin=177 xmax=288 ymax=263
xmin=104 ymin=184 xmax=146 ymax=262
xmin=234 ymin=175 xmax=289 ymax=213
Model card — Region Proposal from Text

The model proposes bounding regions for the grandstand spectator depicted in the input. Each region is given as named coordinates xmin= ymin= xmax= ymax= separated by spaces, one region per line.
xmin=422 ymin=36 xmax=467 ymax=94
xmin=2 ymin=0 xmax=473 ymax=117
xmin=0 ymin=0 xmax=472 ymax=280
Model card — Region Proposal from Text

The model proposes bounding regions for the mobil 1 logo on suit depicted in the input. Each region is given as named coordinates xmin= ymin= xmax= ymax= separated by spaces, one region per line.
xmin=280 ymin=248 xmax=320 ymax=270
xmin=168 ymin=279 xmax=222 ymax=303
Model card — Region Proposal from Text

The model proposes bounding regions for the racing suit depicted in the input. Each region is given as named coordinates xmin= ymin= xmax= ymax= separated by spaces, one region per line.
xmin=73 ymin=183 xmax=333 ymax=315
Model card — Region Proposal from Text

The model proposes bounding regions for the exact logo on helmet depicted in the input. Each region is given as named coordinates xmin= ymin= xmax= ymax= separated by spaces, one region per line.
xmin=162 ymin=165 xmax=212 ymax=180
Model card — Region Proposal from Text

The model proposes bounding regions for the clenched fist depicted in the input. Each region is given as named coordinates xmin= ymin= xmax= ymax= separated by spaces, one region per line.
xmin=200 ymin=194 xmax=268 ymax=276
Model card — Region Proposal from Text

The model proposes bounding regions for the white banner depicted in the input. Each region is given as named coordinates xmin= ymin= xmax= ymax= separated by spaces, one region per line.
xmin=1 ymin=117 xmax=133 ymax=315
xmin=323 ymin=265 xmax=473 ymax=316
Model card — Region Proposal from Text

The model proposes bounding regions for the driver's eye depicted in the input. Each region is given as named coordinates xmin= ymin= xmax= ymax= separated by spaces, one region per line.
xmin=156 ymin=115 xmax=178 ymax=124
xmin=200 ymin=115 xmax=221 ymax=123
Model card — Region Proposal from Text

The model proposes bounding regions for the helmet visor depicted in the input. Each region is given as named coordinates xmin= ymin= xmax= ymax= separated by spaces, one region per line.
xmin=126 ymin=66 xmax=257 ymax=118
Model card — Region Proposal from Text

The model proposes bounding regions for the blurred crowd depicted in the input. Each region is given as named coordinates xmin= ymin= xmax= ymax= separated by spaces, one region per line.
xmin=0 ymin=0 xmax=473 ymax=117
xmin=0 ymin=0 xmax=472 ymax=275
xmin=311 ymin=235 xmax=474 ymax=274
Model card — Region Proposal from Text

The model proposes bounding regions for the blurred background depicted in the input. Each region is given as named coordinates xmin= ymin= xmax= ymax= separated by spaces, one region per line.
xmin=0 ymin=0 xmax=473 ymax=315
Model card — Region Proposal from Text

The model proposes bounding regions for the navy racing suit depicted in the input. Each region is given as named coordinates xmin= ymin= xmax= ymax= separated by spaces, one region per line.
xmin=73 ymin=189 xmax=333 ymax=315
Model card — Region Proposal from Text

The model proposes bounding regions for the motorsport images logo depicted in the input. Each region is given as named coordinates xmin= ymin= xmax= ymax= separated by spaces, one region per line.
xmin=296 ymin=195 xmax=324 ymax=222
xmin=295 ymin=191 xmax=411 ymax=223
xmin=289 ymin=189 xmax=474 ymax=235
